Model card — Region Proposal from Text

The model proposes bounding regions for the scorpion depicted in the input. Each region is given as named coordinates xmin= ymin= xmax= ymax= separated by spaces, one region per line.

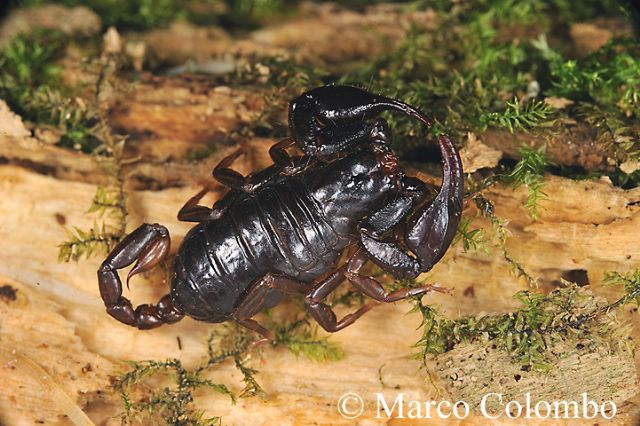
xmin=98 ymin=85 xmax=464 ymax=344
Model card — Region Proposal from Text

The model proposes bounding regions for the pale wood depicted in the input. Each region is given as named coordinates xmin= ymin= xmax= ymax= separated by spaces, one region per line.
xmin=1 ymin=136 xmax=640 ymax=424
xmin=430 ymin=288 xmax=638 ymax=416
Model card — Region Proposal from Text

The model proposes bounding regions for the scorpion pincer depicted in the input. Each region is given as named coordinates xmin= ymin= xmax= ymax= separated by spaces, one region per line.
xmin=97 ymin=85 xmax=464 ymax=344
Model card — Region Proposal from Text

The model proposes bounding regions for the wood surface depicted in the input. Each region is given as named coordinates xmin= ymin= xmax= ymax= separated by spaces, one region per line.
xmin=1 ymin=133 xmax=640 ymax=424
xmin=1 ymin=3 xmax=639 ymax=424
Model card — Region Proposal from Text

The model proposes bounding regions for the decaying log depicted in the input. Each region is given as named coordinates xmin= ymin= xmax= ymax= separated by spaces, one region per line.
xmin=0 ymin=80 xmax=274 ymax=189
xmin=1 ymin=126 xmax=640 ymax=423
xmin=480 ymin=124 xmax=618 ymax=173
xmin=1 ymin=2 xmax=639 ymax=424
xmin=0 ymin=278 xmax=114 ymax=425
xmin=0 ymin=80 xmax=628 ymax=200
xmin=429 ymin=288 xmax=637 ymax=418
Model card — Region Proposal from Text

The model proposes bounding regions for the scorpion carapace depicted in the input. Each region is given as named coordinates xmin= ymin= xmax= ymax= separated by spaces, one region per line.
xmin=98 ymin=85 xmax=464 ymax=344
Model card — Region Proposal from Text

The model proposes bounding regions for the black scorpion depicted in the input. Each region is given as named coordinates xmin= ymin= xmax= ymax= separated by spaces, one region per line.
xmin=98 ymin=85 xmax=464 ymax=344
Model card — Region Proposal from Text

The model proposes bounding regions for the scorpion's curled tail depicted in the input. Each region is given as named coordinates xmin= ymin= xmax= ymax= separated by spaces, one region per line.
xmin=97 ymin=223 xmax=184 ymax=329
xmin=376 ymin=96 xmax=433 ymax=129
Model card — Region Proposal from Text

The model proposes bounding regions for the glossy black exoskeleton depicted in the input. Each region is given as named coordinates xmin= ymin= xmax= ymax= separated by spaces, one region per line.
xmin=97 ymin=85 xmax=463 ymax=344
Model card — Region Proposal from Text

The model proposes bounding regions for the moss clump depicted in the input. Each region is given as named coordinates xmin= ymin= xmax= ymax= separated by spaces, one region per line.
xmin=19 ymin=0 xmax=187 ymax=30
xmin=502 ymin=145 xmax=549 ymax=221
xmin=413 ymin=274 xmax=639 ymax=373
xmin=0 ymin=30 xmax=103 ymax=152
xmin=117 ymin=317 xmax=344 ymax=424
xmin=16 ymin=0 xmax=302 ymax=31
xmin=117 ymin=326 xmax=244 ymax=425
xmin=274 ymin=318 xmax=345 ymax=362
xmin=0 ymin=30 xmax=64 ymax=119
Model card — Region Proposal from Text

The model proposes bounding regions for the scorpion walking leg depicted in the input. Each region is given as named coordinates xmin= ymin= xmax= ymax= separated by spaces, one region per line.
xmin=304 ymin=253 xmax=443 ymax=332
xmin=177 ymin=187 xmax=226 ymax=222
xmin=345 ymin=249 xmax=451 ymax=303
xmin=213 ymin=147 xmax=281 ymax=193
xmin=269 ymin=137 xmax=313 ymax=175
xmin=269 ymin=138 xmax=296 ymax=169
xmin=233 ymin=267 xmax=377 ymax=338
xmin=98 ymin=223 xmax=183 ymax=329
xmin=304 ymin=266 xmax=377 ymax=333
xmin=233 ymin=273 xmax=310 ymax=343
xmin=213 ymin=147 xmax=248 ymax=190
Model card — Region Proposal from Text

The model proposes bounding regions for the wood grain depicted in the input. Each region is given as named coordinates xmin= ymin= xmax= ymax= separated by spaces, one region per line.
xmin=1 ymin=135 xmax=639 ymax=424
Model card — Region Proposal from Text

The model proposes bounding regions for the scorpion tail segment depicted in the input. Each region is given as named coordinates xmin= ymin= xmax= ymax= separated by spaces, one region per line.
xmin=379 ymin=96 xmax=432 ymax=128
xmin=97 ymin=223 xmax=183 ymax=329
xmin=288 ymin=85 xmax=434 ymax=157
xmin=405 ymin=134 xmax=464 ymax=273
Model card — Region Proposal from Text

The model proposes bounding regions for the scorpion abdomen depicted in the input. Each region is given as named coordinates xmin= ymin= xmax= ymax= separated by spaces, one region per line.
xmin=170 ymin=177 xmax=347 ymax=322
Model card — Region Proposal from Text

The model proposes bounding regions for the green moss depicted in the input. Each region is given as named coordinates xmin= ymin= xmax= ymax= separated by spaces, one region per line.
xmin=603 ymin=269 xmax=640 ymax=306
xmin=544 ymin=0 xmax=633 ymax=23
xmin=0 ymin=30 xmax=63 ymax=116
xmin=51 ymin=47 xmax=131 ymax=262
xmin=117 ymin=315 xmax=344 ymax=423
xmin=20 ymin=0 xmax=187 ymax=30
xmin=453 ymin=217 xmax=490 ymax=255
xmin=0 ymin=30 xmax=103 ymax=152
xmin=413 ymin=282 xmax=634 ymax=373
xmin=548 ymin=39 xmax=640 ymax=118
xmin=17 ymin=0 xmax=303 ymax=31
xmin=480 ymin=97 xmax=554 ymax=133
xmin=117 ymin=325 xmax=247 ymax=424
xmin=274 ymin=319 xmax=345 ymax=362
xmin=335 ymin=2 xmax=558 ymax=150
xmin=502 ymin=145 xmax=549 ymax=221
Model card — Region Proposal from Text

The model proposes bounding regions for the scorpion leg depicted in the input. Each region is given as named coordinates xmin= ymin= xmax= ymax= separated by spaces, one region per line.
xmin=98 ymin=223 xmax=183 ymax=329
xmin=305 ymin=250 xmax=446 ymax=332
xmin=304 ymin=265 xmax=378 ymax=332
xmin=269 ymin=137 xmax=315 ymax=175
xmin=233 ymin=267 xmax=378 ymax=338
xmin=213 ymin=147 xmax=248 ymax=191
xmin=213 ymin=147 xmax=283 ymax=193
xmin=177 ymin=187 xmax=226 ymax=222
xmin=269 ymin=138 xmax=295 ymax=168
xmin=345 ymin=248 xmax=451 ymax=302
xmin=233 ymin=273 xmax=309 ymax=343
xmin=359 ymin=135 xmax=464 ymax=279
xmin=235 ymin=273 xmax=309 ymax=320
xmin=181 ymin=141 xmax=304 ymax=223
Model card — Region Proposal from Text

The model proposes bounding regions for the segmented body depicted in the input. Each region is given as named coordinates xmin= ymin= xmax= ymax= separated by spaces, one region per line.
xmin=171 ymin=149 xmax=395 ymax=322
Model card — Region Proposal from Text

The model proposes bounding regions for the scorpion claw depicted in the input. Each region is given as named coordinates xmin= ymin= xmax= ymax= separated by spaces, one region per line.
xmin=126 ymin=233 xmax=171 ymax=289
xmin=405 ymin=135 xmax=463 ymax=272
xmin=360 ymin=234 xmax=421 ymax=279
xmin=359 ymin=134 xmax=463 ymax=278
